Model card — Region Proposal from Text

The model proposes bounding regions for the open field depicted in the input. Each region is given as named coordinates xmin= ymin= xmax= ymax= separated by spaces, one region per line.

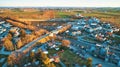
xmin=0 ymin=9 xmax=43 ymax=19
xmin=0 ymin=8 xmax=120 ymax=28
xmin=48 ymin=49 xmax=86 ymax=67
xmin=73 ymin=8 xmax=120 ymax=28
xmin=82 ymin=12 xmax=120 ymax=26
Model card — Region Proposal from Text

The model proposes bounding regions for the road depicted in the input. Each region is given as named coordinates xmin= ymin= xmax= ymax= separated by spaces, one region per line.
xmin=7 ymin=24 xmax=71 ymax=66
xmin=113 ymin=34 xmax=120 ymax=38
xmin=16 ymin=24 xmax=71 ymax=53
xmin=69 ymin=37 xmax=95 ymax=47
xmin=0 ymin=46 xmax=11 ymax=55
xmin=18 ymin=34 xmax=49 ymax=52
xmin=2 ymin=62 xmax=7 ymax=67
xmin=59 ymin=61 xmax=66 ymax=67
xmin=18 ymin=18 xmax=73 ymax=22
xmin=18 ymin=28 xmax=61 ymax=52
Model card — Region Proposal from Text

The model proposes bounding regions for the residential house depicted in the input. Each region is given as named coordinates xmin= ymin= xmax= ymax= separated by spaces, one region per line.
xmin=71 ymin=31 xmax=81 ymax=36
xmin=71 ymin=25 xmax=79 ymax=30
xmin=0 ymin=21 xmax=5 ymax=24
xmin=85 ymin=28 xmax=94 ymax=33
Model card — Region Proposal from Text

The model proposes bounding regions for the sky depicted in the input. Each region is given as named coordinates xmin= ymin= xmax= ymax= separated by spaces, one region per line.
xmin=0 ymin=0 xmax=120 ymax=7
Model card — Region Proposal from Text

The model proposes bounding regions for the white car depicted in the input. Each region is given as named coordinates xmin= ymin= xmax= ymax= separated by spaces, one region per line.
xmin=3 ymin=29 xmax=6 ymax=31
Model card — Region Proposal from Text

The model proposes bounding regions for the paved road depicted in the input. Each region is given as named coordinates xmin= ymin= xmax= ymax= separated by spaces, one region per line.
xmin=15 ymin=24 xmax=71 ymax=54
xmin=2 ymin=62 xmax=7 ymax=67
xmin=59 ymin=61 xmax=66 ymax=67
xmin=0 ymin=46 xmax=11 ymax=55
xmin=113 ymin=34 xmax=120 ymax=38
xmin=18 ymin=28 xmax=60 ymax=52
xmin=69 ymin=37 xmax=95 ymax=47
xmin=18 ymin=18 xmax=73 ymax=22
xmin=18 ymin=34 xmax=49 ymax=52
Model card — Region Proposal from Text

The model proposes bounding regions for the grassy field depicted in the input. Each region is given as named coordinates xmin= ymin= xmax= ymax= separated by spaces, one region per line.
xmin=59 ymin=9 xmax=120 ymax=28
xmin=56 ymin=11 xmax=75 ymax=18
xmin=74 ymin=9 xmax=120 ymax=28
xmin=82 ymin=12 xmax=120 ymax=23
xmin=48 ymin=48 xmax=86 ymax=67
xmin=0 ymin=8 xmax=120 ymax=28
xmin=60 ymin=49 xmax=86 ymax=67
xmin=0 ymin=11 xmax=43 ymax=19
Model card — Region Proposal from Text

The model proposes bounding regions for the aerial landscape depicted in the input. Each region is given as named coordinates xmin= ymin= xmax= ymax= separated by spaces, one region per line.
xmin=0 ymin=0 xmax=120 ymax=67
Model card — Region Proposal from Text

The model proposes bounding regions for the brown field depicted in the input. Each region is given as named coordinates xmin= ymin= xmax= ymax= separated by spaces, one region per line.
xmin=0 ymin=8 xmax=120 ymax=28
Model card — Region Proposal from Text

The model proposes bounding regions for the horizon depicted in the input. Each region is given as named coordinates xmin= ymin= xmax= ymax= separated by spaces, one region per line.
xmin=0 ymin=0 xmax=120 ymax=7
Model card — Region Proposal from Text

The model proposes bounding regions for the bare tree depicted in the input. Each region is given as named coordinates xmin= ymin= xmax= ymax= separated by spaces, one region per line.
xmin=62 ymin=40 xmax=71 ymax=47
